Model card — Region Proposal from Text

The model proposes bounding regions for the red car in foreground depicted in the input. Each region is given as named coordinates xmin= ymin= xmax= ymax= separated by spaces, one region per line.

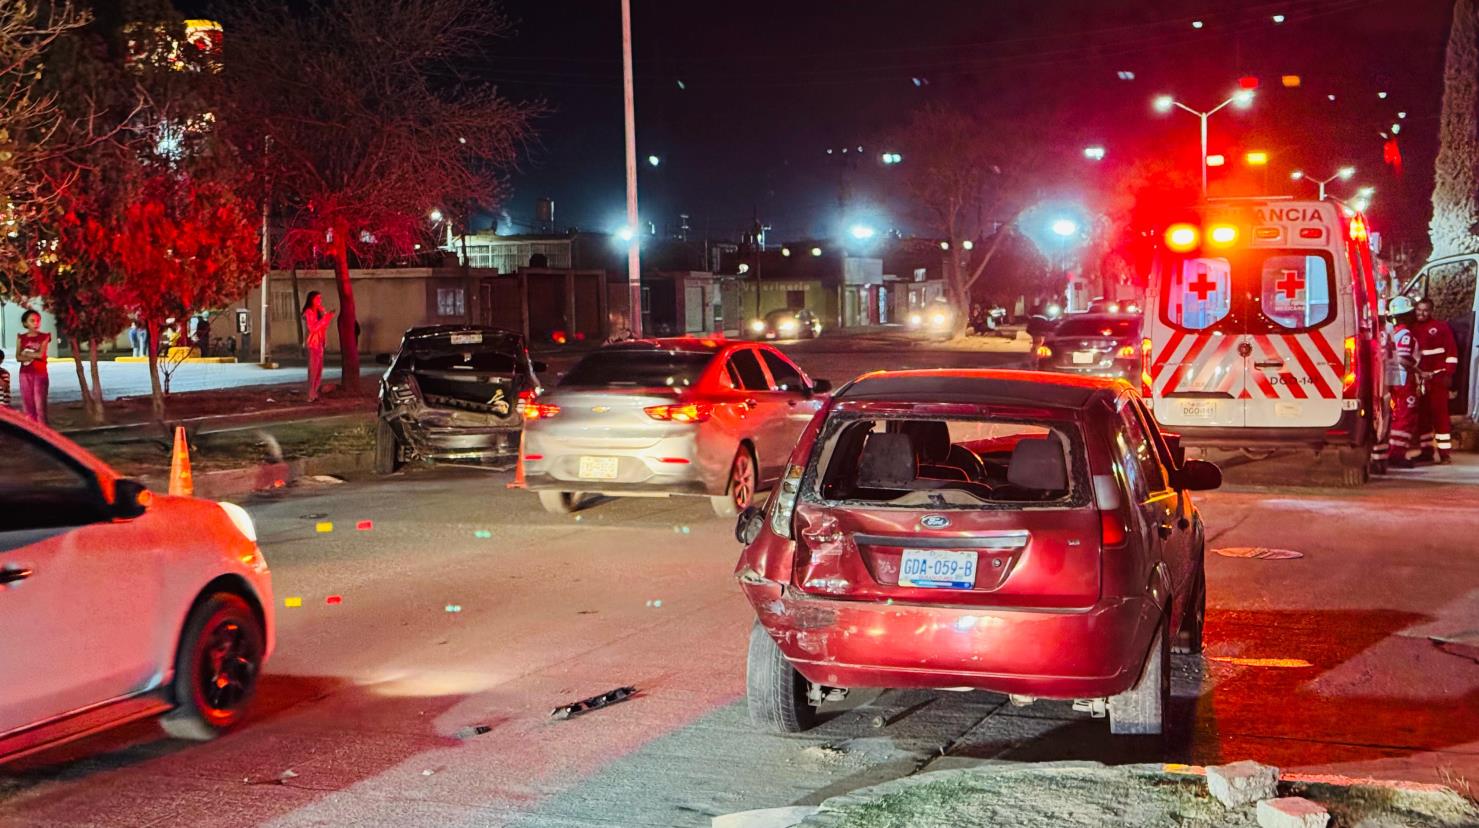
xmin=734 ymin=369 xmax=1221 ymax=736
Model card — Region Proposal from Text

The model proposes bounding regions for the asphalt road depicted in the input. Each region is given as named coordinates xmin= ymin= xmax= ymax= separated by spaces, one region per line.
xmin=4 ymin=341 xmax=1478 ymax=827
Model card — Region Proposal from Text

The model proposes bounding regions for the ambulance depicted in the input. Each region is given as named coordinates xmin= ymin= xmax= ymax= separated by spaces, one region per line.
xmin=1141 ymin=198 xmax=1387 ymax=485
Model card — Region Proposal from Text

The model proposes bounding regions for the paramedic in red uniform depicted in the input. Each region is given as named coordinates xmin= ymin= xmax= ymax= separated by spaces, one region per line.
xmin=1414 ymin=298 xmax=1459 ymax=464
xmin=1386 ymin=296 xmax=1421 ymax=469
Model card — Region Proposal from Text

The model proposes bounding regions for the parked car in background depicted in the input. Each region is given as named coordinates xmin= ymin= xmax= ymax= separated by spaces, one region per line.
xmin=374 ymin=326 xmax=545 ymax=474
xmin=1036 ymin=313 xmax=1145 ymax=380
xmin=1 ymin=409 xmax=274 ymax=762
xmin=750 ymin=308 xmax=823 ymax=340
xmin=520 ymin=337 xmax=831 ymax=516
xmin=906 ymin=298 xmax=957 ymax=340
xmin=734 ymin=369 xmax=1220 ymax=737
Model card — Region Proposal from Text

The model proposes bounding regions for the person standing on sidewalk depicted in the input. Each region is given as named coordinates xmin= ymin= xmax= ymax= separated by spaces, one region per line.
xmin=1413 ymin=299 xmax=1459 ymax=464
xmin=16 ymin=309 xmax=51 ymax=425
xmin=1385 ymin=296 xmax=1421 ymax=469
xmin=302 ymin=291 xmax=334 ymax=402
xmin=128 ymin=317 xmax=147 ymax=357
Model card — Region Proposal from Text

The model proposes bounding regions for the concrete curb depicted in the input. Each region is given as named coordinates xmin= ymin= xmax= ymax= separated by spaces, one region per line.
xmin=63 ymin=406 xmax=372 ymax=445
xmin=134 ymin=449 xmax=376 ymax=500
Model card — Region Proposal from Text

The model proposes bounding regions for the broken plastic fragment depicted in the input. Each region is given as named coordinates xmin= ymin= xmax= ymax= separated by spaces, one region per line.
xmin=645 ymin=599 xmax=663 ymax=608
xmin=284 ymin=596 xmax=302 ymax=608
xmin=316 ymin=521 xmax=333 ymax=533
xmin=474 ymin=530 xmax=492 ymax=538
xmin=326 ymin=595 xmax=342 ymax=605
xmin=455 ymin=724 xmax=493 ymax=739
xmin=445 ymin=604 xmax=462 ymax=613
xmin=356 ymin=520 xmax=374 ymax=530
xmin=550 ymin=686 xmax=637 ymax=720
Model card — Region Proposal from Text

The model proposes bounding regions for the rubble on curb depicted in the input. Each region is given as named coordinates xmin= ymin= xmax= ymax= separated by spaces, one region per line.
xmin=1207 ymin=760 xmax=1281 ymax=808
xmin=1257 ymin=797 xmax=1330 ymax=828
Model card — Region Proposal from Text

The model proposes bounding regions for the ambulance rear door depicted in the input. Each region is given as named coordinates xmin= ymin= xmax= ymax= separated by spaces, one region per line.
xmin=1150 ymin=254 xmax=1247 ymax=429
xmin=1241 ymin=248 xmax=1348 ymax=429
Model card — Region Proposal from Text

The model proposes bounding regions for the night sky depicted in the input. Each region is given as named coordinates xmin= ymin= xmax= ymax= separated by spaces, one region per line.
xmin=473 ymin=0 xmax=1452 ymax=252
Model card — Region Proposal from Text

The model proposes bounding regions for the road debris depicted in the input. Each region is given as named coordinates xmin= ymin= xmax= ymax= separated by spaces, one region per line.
xmin=645 ymin=599 xmax=663 ymax=608
xmin=455 ymin=724 xmax=493 ymax=739
xmin=356 ymin=519 xmax=374 ymax=530
xmin=474 ymin=530 xmax=492 ymax=538
xmin=300 ymin=512 xmax=327 ymax=520
xmin=283 ymin=596 xmax=302 ymax=608
xmin=315 ymin=521 xmax=334 ymax=533
xmin=445 ymin=604 xmax=463 ymax=613
xmin=245 ymin=769 xmax=299 ymax=786
xmin=1257 ymin=796 xmax=1329 ymax=828
xmin=550 ymin=686 xmax=637 ymax=720
xmin=325 ymin=595 xmax=342 ymax=605
xmin=1214 ymin=547 xmax=1304 ymax=560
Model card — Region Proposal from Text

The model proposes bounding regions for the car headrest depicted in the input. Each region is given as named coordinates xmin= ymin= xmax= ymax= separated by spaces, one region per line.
xmin=1007 ymin=437 xmax=1068 ymax=491
xmin=857 ymin=432 xmax=917 ymax=489
xmin=899 ymin=420 xmax=952 ymax=463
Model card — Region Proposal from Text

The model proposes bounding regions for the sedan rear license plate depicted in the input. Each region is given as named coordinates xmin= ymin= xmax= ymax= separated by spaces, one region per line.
xmin=578 ymin=456 xmax=620 ymax=480
xmin=1072 ymin=351 xmax=1096 ymax=365
xmin=1179 ymin=400 xmax=1215 ymax=419
xmin=449 ymin=332 xmax=483 ymax=345
xmin=898 ymin=549 xmax=977 ymax=589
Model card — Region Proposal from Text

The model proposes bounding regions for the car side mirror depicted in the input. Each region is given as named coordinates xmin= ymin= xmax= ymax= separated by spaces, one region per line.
xmin=735 ymin=505 xmax=764 ymax=545
xmin=811 ymin=378 xmax=833 ymax=395
xmin=112 ymin=478 xmax=151 ymax=519
xmin=375 ymin=353 xmax=392 ymax=366
xmin=1171 ymin=459 xmax=1221 ymax=492
xmin=531 ymin=360 xmax=549 ymax=373
xmin=1162 ymin=432 xmax=1186 ymax=468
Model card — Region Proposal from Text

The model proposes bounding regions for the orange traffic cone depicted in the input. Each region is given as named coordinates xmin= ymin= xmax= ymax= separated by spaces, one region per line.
xmin=169 ymin=425 xmax=194 ymax=496
xmin=507 ymin=430 xmax=526 ymax=489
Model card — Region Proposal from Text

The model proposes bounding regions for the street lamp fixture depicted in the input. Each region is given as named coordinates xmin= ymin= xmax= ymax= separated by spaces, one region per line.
xmin=1051 ymin=218 xmax=1078 ymax=237
xmin=429 ymin=209 xmax=444 ymax=222
xmin=962 ymin=240 xmax=974 ymax=250
xmin=849 ymin=224 xmax=876 ymax=240
xmin=1083 ymin=145 xmax=1106 ymax=161
xmin=1152 ymin=90 xmax=1257 ymax=195
xmin=1357 ymin=186 xmax=1375 ymax=197
xmin=780 ymin=246 xmax=791 ymax=257
xmin=1245 ymin=150 xmax=1269 ymax=166
xmin=939 ymin=241 xmax=950 ymax=251
xmin=810 ymin=246 xmax=822 ymax=257
xmin=1292 ymin=166 xmax=1357 ymax=199
xmin=647 ymin=154 xmax=661 ymax=167
xmin=615 ymin=225 xmax=635 ymax=242
xmin=737 ymin=263 xmax=750 ymax=274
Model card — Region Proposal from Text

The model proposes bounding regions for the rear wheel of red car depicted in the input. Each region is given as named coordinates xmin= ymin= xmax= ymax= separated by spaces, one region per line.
xmin=1174 ymin=568 xmax=1206 ymax=656
xmin=161 ymin=593 xmax=264 ymax=741
xmin=538 ymin=491 xmax=580 ymax=514
xmin=746 ymin=622 xmax=817 ymax=733
xmin=711 ymin=446 xmax=757 ymax=518
xmin=1108 ymin=613 xmax=1170 ymax=736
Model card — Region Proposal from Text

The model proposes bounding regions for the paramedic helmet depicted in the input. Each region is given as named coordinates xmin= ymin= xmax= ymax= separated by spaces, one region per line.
xmin=1386 ymin=295 xmax=1415 ymax=317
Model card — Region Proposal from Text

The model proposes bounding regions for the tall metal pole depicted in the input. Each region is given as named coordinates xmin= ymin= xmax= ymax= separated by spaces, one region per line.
xmin=259 ymin=197 xmax=270 ymax=365
xmin=1199 ymin=113 xmax=1209 ymax=198
xmin=620 ymin=0 xmax=642 ymax=337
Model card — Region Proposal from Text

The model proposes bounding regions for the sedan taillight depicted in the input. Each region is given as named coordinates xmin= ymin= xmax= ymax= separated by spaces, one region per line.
xmin=522 ymin=401 xmax=561 ymax=420
xmin=769 ymin=464 xmax=804 ymax=538
xmin=644 ymin=403 xmax=714 ymax=423
xmin=1035 ymin=345 xmax=1053 ymax=358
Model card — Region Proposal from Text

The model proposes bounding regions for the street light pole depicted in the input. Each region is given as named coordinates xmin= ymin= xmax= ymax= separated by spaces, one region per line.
xmin=1290 ymin=166 xmax=1355 ymax=201
xmin=1155 ymin=90 xmax=1254 ymax=198
xmin=620 ymin=0 xmax=642 ymax=337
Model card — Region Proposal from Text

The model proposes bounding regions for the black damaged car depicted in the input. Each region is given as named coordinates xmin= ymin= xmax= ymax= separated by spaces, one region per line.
xmin=374 ymin=326 xmax=546 ymax=473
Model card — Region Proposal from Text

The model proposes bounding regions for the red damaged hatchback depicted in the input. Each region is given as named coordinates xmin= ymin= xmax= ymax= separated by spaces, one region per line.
xmin=733 ymin=369 xmax=1221 ymax=736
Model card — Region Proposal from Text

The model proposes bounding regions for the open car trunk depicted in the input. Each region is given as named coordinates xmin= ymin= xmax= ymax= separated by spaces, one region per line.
xmin=790 ymin=407 xmax=1102 ymax=610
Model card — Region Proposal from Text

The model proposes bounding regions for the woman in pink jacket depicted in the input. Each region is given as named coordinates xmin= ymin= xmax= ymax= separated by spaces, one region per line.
xmin=302 ymin=291 xmax=334 ymax=402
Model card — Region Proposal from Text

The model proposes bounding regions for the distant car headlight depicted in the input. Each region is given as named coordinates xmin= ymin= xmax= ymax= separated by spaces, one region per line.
xmin=218 ymin=501 xmax=258 ymax=543
xmin=779 ymin=320 xmax=798 ymax=332
xmin=750 ymin=319 xmax=766 ymax=333
xmin=930 ymin=313 xmax=947 ymax=326
xmin=908 ymin=313 xmax=923 ymax=327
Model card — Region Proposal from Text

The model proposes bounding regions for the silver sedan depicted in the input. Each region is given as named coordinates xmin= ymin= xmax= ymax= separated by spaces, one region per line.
xmin=520 ymin=338 xmax=829 ymax=516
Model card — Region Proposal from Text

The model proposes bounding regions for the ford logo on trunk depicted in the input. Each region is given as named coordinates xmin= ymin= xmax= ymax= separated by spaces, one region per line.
xmin=920 ymin=515 xmax=951 ymax=529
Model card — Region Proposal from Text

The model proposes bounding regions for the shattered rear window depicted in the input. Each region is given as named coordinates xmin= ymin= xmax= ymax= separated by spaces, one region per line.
xmin=409 ymin=350 xmax=521 ymax=373
xmin=560 ymin=350 xmax=714 ymax=388
xmin=807 ymin=414 xmax=1089 ymax=508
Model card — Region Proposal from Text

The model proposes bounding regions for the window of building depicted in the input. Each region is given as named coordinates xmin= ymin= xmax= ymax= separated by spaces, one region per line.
xmin=437 ymin=287 xmax=465 ymax=317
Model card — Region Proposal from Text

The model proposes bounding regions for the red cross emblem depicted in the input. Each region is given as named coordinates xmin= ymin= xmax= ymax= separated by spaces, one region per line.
xmin=1275 ymin=269 xmax=1304 ymax=300
xmin=1187 ymin=273 xmax=1218 ymax=301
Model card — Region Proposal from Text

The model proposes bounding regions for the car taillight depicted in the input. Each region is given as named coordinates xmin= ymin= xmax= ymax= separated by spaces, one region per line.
xmin=1140 ymin=338 xmax=1154 ymax=395
xmin=1036 ymin=345 xmax=1053 ymax=358
xmin=1117 ymin=345 xmax=1136 ymax=358
xmin=1342 ymin=335 xmax=1357 ymax=394
xmin=644 ymin=403 xmax=714 ymax=423
xmin=770 ymin=463 xmax=804 ymax=538
xmin=522 ymin=402 xmax=561 ymax=420
xmin=1101 ymin=511 xmax=1127 ymax=547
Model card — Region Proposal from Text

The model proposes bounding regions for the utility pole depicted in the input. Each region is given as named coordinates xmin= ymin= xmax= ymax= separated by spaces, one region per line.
xmin=620 ymin=0 xmax=642 ymax=336
xmin=259 ymin=136 xmax=272 ymax=366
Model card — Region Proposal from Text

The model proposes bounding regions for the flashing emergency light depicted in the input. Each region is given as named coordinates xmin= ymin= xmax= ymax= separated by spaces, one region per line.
xmin=1348 ymin=215 xmax=1369 ymax=243
xmin=1140 ymin=338 xmax=1154 ymax=395
xmin=1238 ymin=76 xmax=1259 ymax=90
xmin=1343 ymin=336 xmax=1357 ymax=391
xmin=1281 ymin=75 xmax=1301 ymax=88
xmin=1205 ymin=154 xmax=1226 ymax=167
xmin=1245 ymin=151 xmax=1269 ymax=166
xmin=1165 ymin=224 xmax=1200 ymax=251
xmin=1208 ymin=224 xmax=1239 ymax=246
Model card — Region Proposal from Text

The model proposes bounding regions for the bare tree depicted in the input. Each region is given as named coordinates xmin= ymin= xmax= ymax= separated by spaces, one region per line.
xmin=223 ymin=0 xmax=543 ymax=392
xmin=886 ymin=104 xmax=1055 ymax=334
xmin=0 ymin=1 xmax=89 ymax=287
